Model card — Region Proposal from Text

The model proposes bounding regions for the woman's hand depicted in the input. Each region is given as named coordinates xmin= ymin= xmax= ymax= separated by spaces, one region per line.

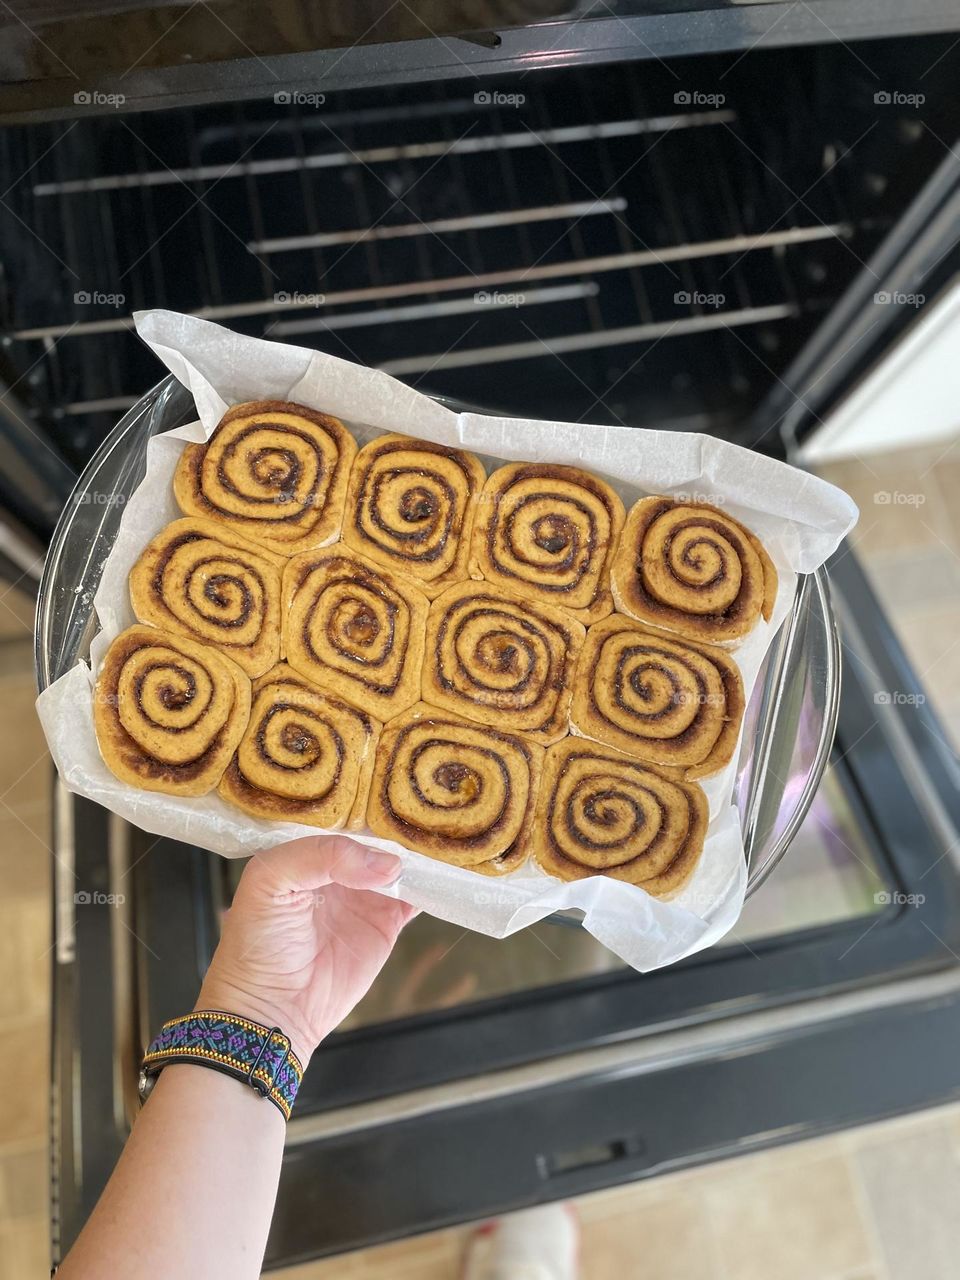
xmin=197 ymin=835 xmax=414 ymax=1066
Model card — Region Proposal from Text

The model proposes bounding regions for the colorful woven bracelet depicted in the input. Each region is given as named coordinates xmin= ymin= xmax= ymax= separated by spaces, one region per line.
xmin=138 ymin=1011 xmax=304 ymax=1120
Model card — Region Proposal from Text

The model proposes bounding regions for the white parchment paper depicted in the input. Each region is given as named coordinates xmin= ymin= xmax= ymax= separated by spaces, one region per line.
xmin=36 ymin=310 xmax=858 ymax=972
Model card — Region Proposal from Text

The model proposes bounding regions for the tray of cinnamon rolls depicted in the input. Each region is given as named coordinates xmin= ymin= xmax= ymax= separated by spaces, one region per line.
xmin=36 ymin=310 xmax=857 ymax=971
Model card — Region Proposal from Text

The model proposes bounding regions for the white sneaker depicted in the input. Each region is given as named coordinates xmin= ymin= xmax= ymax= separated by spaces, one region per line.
xmin=461 ymin=1203 xmax=579 ymax=1280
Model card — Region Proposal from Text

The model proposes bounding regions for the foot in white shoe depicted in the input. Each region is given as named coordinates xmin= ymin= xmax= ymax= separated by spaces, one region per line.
xmin=462 ymin=1203 xmax=579 ymax=1280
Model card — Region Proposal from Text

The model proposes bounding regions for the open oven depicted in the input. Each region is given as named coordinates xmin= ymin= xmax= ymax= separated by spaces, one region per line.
xmin=5 ymin=5 xmax=960 ymax=1269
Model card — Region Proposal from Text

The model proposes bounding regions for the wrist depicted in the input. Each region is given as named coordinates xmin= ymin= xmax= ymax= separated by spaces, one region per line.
xmin=195 ymin=979 xmax=316 ymax=1069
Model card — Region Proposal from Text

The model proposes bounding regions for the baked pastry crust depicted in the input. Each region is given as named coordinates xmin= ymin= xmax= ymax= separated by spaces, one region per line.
xmin=421 ymin=580 xmax=585 ymax=745
xmin=129 ymin=516 xmax=284 ymax=678
xmin=469 ymin=462 xmax=625 ymax=624
xmin=611 ymin=496 xmax=777 ymax=643
xmin=342 ymin=433 xmax=485 ymax=597
xmin=173 ymin=400 xmax=357 ymax=555
xmin=94 ymin=625 xmax=251 ymax=797
xmin=366 ymin=702 xmax=543 ymax=871
xmin=532 ymin=738 xmax=708 ymax=897
xmin=283 ymin=547 xmax=428 ymax=721
xmin=218 ymin=662 xmax=380 ymax=830
xmin=571 ymin=615 xmax=745 ymax=779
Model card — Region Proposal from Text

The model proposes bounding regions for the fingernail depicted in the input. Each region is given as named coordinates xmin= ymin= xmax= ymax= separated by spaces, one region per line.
xmin=365 ymin=848 xmax=401 ymax=880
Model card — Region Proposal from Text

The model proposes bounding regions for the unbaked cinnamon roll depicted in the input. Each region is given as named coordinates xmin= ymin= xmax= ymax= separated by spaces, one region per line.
xmin=469 ymin=463 xmax=625 ymax=624
xmin=421 ymin=581 xmax=585 ymax=744
xmin=342 ymin=433 xmax=485 ymax=597
xmin=94 ymin=625 xmax=251 ymax=796
xmin=218 ymin=663 xmax=380 ymax=830
xmin=533 ymin=739 xmax=708 ymax=897
xmin=366 ymin=702 xmax=543 ymax=873
xmin=570 ymin=615 xmax=744 ymax=779
xmin=283 ymin=548 xmax=428 ymax=721
xmin=611 ymin=497 xmax=777 ymax=643
xmin=129 ymin=517 xmax=284 ymax=678
xmin=173 ymin=400 xmax=357 ymax=556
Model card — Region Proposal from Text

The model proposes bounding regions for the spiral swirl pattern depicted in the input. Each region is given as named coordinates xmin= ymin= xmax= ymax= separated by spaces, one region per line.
xmin=94 ymin=625 xmax=251 ymax=796
xmin=422 ymin=582 xmax=585 ymax=744
xmin=366 ymin=703 xmax=543 ymax=870
xmin=571 ymin=616 xmax=744 ymax=779
xmin=342 ymin=433 xmax=486 ymax=598
xmin=129 ymin=517 xmax=283 ymax=678
xmin=469 ymin=463 xmax=625 ymax=624
xmin=611 ymin=497 xmax=777 ymax=643
xmin=173 ymin=400 xmax=357 ymax=555
xmin=218 ymin=663 xmax=380 ymax=829
xmin=533 ymin=739 xmax=708 ymax=896
xmin=283 ymin=549 xmax=428 ymax=720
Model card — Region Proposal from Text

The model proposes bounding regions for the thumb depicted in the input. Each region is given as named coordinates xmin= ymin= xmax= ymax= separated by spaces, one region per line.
xmin=243 ymin=834 xmax=402 ymax=897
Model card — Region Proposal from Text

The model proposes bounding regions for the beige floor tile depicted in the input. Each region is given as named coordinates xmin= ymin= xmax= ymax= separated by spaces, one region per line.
xmin=888 ymin=605 xmax=960 ymax=709
xmin=0 ymin=897 xmax=49 ymax=1022
xmin=853 ymin=1125 xmax=960 ymax=1280
xmin=861 ymin=547 xmax=960 ymax=615
xmin=0 ymin=812 xmax=52 ymax=903
xmin=703 ymin=1150 xmax=875 ymax=1280
xmin=0 ymin=1142 xmax=48 ymax=1221
xmin=0 ymin=588 xmax=35 ymax=642
xmin=0 ymin=669 xmax=49 ymax=817
xmin=275 ymin=1226 xmax=467 ymax=1278
xmin=0 ymin=1018 xmax=48 ymax=1147
xmin=579 ymin=1185 xmax=719 ymax=1280
xmin=0 ymin=1215 xmax=49 ymax=1280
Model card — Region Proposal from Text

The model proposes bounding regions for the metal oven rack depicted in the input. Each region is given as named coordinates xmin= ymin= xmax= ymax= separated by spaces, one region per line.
xmin=3 ymin=40 xmax=955 ymax=477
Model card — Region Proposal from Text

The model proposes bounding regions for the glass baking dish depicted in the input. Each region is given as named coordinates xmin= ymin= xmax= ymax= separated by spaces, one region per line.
xmin=34 ymin=374 xmax=841 ymax=896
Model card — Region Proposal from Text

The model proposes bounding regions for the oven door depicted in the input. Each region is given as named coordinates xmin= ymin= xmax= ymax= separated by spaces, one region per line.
xmin=51 ymin=542 xmax=960 ymax=1267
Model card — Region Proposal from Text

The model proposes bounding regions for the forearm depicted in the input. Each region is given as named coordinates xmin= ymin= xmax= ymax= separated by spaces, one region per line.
xmin=58 ymin=1062 xmax=285 ymax=1280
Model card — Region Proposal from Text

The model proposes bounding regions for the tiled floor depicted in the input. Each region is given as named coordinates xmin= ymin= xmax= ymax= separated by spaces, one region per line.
xmin=1 ymin=437 xmax=958 ymax=1279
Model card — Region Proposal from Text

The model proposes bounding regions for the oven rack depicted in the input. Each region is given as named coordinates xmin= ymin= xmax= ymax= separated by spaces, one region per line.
xmin=0 ymin=49 xmax=943 ymax=463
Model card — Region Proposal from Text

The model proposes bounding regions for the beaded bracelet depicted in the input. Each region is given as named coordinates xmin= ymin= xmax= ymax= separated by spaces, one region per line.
xmin=138 ymin=1010 xmax=304 ymax=1120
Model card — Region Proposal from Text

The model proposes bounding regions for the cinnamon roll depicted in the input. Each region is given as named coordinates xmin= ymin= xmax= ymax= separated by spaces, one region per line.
xmin=570 ymin=615 xmax=744 ymax=779
xmin=532 ymin=739 xmax=708 ymax=897
xmin=218 ymin=663 xmax=380 ymax=830
xmin=94 ymin=625 xmax=251 ymax=797
xmin=422 ymin=581 xmax=585 ymax=745
xmin=342 ymin=433 xmax=485 ymax=597
xmin=129 ymin=517 xmax=284 ymax=678
xmin=174 ymin=400 xmax=357 ymax=556
xmin=283 ymin=548 xmax=428 ymax=721
xmin=611 ymin=497 xmax=777 ymax=643
xmin=469 ymin=463 xmax=625 ymax=624
xmin=366 ymin=703 xmax=543 ymax=872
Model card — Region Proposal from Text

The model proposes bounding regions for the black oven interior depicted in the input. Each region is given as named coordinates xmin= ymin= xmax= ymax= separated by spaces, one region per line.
xmin=2 ymin=31 xmax=958 ymax=505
